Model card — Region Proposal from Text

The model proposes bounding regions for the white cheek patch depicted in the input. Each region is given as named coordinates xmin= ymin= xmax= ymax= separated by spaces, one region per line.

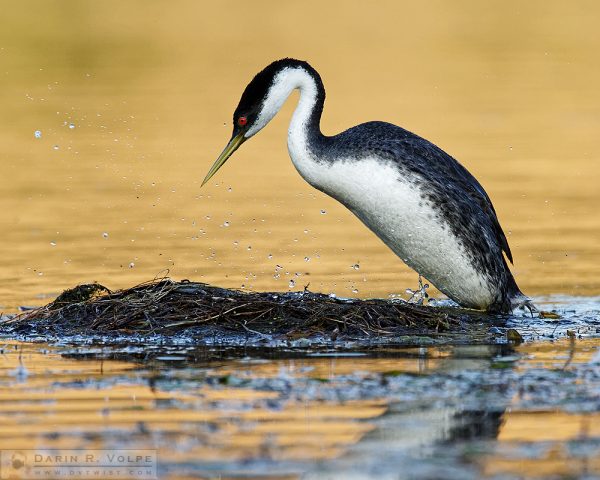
xmin=245 ymin=68 xmax=318 ymax=138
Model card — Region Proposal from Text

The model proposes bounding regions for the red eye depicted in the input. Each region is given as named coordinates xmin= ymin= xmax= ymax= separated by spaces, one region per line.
xmin=237 ymin=116 xmax=247 ymax=126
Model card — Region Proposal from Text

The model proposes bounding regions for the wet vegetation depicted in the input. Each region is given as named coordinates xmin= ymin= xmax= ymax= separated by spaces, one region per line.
xmin=1 ymin=278 xmax=508 ymax=345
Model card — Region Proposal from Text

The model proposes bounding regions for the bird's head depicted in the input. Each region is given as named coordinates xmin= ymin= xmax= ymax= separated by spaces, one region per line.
xmin=202 ymin=58 xmax=315 ymax=186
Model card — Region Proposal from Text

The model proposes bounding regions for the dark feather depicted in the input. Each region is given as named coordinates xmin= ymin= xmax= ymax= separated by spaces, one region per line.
xmin=325 ymin=121 xmax=514 ymax=265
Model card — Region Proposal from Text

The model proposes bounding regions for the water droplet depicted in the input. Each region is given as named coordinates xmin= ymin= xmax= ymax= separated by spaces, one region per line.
xmin=267 ymin=254 xmax=273 ymax=259
xmin=128 ymin=262 xmax=135 ymax=268
xmin=222 ymin=221 xmax=230 ymax=227
xmin=205 ymin=215 xmax=211 ymax=220
xmin=304 ymin=256 xmax=310 ymax=262
xmin=52 ymin=145 xmax=59 ymax=150
xmin=34 ymin=130 xmax=42 ymax=139
xmin=247 ymin=245 xmax=251 ymax=251
xmin=320 ymin=209 xmax=327 ymax=215
xmin=328 ymin=293 xmax=337 ymax=298
xmin=68 ymin=123 xmax=75 ymax=129
xmin=227 ymin=187 xmax=232 ymax=192
xmin=303 ymin=229 xmax=309 ymax=234
xmin=288 ymin=279 xmax=296 ymax=288
xmin=50 ymin=241 xmax=56 ymax=247
xmin=352 ymin=288 xmax=359 ymax=294
xmin=351 ymin=263 xmax=360 ymax=270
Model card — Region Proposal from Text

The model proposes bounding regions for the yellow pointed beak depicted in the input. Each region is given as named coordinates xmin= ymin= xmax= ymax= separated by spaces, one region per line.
xmin=201 ymin=132 xmax=247 ymax=186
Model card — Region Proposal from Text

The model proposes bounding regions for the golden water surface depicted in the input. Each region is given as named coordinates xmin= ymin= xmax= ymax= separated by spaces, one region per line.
xmin=0 ymin=340 xmax=598 ymax=478
xmin=1 ymin=4 xmax=599 ymax=478
xmin=1 ymin=1 xmax=600 ymax=310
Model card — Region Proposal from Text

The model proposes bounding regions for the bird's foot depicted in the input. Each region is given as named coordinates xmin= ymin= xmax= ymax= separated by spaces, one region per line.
xmin=406 ymin=276 xmax=429 ymax=306
xmin=515 ymin=298 xmax=539 ymax=318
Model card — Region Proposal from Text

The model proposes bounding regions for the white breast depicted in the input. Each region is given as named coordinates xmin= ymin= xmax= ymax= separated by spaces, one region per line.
xmin=289 ymin=151 xmax=495 ymax=309
xmin=276 ymin=66 xmax=494 ymax=309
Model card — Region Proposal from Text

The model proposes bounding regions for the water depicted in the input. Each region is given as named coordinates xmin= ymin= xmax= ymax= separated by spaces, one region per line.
xmin=1 ymin=2 xmax=600 ymax=309
xmin=1 ymin=2 xmax=600 ymax=478
xmin=2 ymin=303 xmax=596 ymax=476
xmin=0 ymin=335 xmax=598 ymax=479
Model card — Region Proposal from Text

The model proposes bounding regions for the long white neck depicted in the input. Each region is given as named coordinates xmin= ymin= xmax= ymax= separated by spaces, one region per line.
xmin=245 ymin=67 xmax=323 ymax=186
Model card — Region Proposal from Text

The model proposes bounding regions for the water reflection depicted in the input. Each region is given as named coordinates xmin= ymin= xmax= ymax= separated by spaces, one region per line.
xmin=1 ymin=339 xmax=598 ymax=478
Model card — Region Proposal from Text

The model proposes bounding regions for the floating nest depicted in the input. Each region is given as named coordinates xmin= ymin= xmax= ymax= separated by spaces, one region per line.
xmin=1 ymin=278 xmax=498 ymax=343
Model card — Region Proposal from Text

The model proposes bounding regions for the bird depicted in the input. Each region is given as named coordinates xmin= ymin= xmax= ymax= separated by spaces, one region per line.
xmin=202 ymin=58 xmax=532 ymax=314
